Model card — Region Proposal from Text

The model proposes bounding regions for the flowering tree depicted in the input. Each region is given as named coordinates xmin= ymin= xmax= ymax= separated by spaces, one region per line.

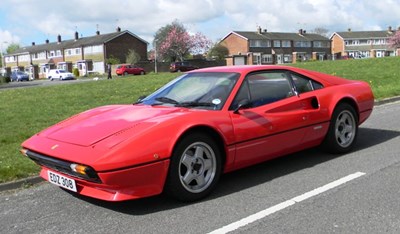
xmin=154 ymin=20 xmax=213 ymax=62
xmin=389 ymin=31 xmax=400 ymax=48
xmin=159 ymin=25 xmax=192 ymax=62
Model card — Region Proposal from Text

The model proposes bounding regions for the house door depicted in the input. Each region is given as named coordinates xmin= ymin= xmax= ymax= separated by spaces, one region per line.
xmin=78 ymin=62 xmax=87 ymax=76
xmin=277 ymin=54 xmax=283 ymax=64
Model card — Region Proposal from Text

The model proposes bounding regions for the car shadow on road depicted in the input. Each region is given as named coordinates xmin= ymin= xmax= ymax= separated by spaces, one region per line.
xmin=70 ymin=127 xmax=399 ymax=215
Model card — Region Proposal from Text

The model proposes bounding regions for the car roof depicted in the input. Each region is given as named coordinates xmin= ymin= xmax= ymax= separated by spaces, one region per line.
xmin=189 ymin=65 xmax=293 ymax=73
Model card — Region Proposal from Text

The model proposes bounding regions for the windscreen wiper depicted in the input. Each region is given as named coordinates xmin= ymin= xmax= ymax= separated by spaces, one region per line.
xmin=176 ymin=101 xmax=213 ymax=107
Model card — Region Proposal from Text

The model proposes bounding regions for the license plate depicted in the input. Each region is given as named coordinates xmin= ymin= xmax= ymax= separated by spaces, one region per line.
xmin=47 ymin=170 xmax=77 ymax=192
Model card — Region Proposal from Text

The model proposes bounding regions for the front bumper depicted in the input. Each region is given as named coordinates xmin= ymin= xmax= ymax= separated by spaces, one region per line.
xmin=39 ymin=159 xmax=170 ymax=201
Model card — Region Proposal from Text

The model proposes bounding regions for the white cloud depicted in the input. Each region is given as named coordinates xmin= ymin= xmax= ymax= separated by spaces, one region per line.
xmin=0 ymin=0 xmax=399 ymax=47
xmin=0 ymin=30 xmax=20 ymax=49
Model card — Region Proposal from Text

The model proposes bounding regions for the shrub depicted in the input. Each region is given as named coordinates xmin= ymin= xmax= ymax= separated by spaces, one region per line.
xmin=73 ymin=68 xmax=79 ymax=77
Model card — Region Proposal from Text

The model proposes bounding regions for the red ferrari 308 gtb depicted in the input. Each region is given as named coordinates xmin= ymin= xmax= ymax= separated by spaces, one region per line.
xmin=21 ymin=65 xmax=374 ymax=202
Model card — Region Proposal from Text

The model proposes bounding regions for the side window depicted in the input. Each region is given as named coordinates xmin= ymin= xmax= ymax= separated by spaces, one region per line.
xmin=290 ymin=73 xmax=324 ymax=94
xmin=230 ymin=71 xmax=293 ymax=110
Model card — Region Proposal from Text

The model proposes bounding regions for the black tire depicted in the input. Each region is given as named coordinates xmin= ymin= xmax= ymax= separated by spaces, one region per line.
xmin=322 ymin=103 xmax=358 ymax=154
xmin=164 ymin=132 xmax=222 ymax=202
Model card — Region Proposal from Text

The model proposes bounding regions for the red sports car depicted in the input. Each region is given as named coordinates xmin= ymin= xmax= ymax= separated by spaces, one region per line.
xmin=21 ymin=65 xmax=374 ymax=202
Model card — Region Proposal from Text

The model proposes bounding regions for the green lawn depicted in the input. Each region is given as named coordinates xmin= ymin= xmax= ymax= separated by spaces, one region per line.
xmin=291 ymin=56 xmax=400 ymax=99
xmin=1 ymin=57 xmax=400 ymax=183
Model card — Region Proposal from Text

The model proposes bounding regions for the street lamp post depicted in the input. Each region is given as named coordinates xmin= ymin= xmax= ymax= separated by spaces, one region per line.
xmin=1 ymin=41 xmax=8 ymax=72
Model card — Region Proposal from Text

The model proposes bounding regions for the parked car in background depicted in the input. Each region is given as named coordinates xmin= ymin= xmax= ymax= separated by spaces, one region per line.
xmin=10 ymin=71 xmax=30 ymax=82
xmin=169 ymin=61 xmax=199 ymax=72
xmin=47 ymin=69 xmax=75 ymax=81
xmin=116 ymin=64 xmax=145 ymax=76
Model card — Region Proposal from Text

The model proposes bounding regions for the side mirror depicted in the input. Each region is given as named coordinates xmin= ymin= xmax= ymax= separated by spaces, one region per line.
xmin=233 ymin=99 xmax=251 ymax=114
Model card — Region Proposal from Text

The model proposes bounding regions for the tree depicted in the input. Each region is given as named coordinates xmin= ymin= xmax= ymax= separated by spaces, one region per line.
xmin=190 ymin=32 xmax=213 ymax=56
xmin=389 ymin=31 xmax=400 ymax=48
xmin=126 ymin=49 xmax=141 ymax=64
xmin=207 ymin=43 xmax=229 ymax=60
xmin=311 ymin=27 xmax=329 ymax=37
xmin=159 ymin=24 xmax=192 ymax=62
xmin=153 ymin=20 xmax=213 ymax=62
xmin=6 ymin=43 xmax=20 ymax=54
xmin=105 ymin=55 xmax=120 ymax=65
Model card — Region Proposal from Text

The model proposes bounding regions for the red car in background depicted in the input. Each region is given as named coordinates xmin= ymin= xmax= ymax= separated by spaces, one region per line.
xmin=116 ymin=64 xmax=145 ymax=76
xmin=21 ymin=65 xmax=374 ymax=202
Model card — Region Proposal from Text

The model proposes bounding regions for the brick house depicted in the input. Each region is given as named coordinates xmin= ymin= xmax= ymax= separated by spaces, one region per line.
xmin=4 ymin=27 xmax=148 ymax=79
xmin=330 ymin=27 xmax=398 ymax=59
xmin=220 ymin=27 xmax=331 ymax=65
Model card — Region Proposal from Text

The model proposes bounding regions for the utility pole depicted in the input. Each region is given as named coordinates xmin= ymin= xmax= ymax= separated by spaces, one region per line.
xmin=154 ymin=42 xmax=158 ymax=74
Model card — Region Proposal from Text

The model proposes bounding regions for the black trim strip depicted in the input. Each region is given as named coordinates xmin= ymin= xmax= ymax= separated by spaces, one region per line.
xmin=26 ymin=150 xmax=101 ymax=183
xmin=98 ymin=158 xmax=170 ymax=174
xmin=227 ymin=120 xmax=330 ymax=147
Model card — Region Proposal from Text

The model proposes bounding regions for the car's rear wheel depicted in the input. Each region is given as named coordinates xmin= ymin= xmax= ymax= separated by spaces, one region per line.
xmin=165 ymin=132 xmax=222 ymax=202
xmin=322 ymin=103 xmax=358 ymax=154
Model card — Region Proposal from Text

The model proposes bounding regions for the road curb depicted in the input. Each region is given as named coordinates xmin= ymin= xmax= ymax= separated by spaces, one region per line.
xmin=0 ymin=176 xmax=44 ymax=192
xmin=374 ymin=95 xmax=400 ymax=106
xmin=1 ymin=96 xmax=400 ymax=193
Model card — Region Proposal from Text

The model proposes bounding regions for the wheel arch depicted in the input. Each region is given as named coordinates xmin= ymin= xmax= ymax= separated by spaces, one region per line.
xmin=331 ymin=97 xmax=360 ymax=123
xmin=173 ymin=125 xmax=227 ymax=170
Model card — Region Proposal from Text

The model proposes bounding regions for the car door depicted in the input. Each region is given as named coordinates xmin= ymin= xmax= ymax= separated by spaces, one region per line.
xmin=229 ymin=70 xmax=325 ymax=168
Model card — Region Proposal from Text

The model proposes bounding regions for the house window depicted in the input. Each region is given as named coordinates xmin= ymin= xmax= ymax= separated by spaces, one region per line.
xmin=313 ymin=41 xmax=329 ymax=48
xmin=75 ymin=48 xmax=81 ymax=54
xmin=49 ymin=51 xmax=55 ymax=57
xmin=250 ymin=40 xmax=271 ymax=47
xmin=282 ymin=40 xmax=291 ymax=47
xmin=283 ymin=54 xmax=292 ymax=63
xmin=67 ymin=49 xmax=72 ymax=55
xmin=273 ymin=40 xmax=281 ymax=47
xmin=262 ymin=54 xmax=273 ymax=63
xmin=294 ymin=41 xmax=311 ymax=47
xmin=84 ymin=45 xmax=103 ymax=54
xmin=56 ymin=50 xmax=62 ymax=56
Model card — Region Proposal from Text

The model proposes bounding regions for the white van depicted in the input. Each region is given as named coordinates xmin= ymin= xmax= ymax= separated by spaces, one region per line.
xmin=47 ymin=69 xmax=75 ymax=81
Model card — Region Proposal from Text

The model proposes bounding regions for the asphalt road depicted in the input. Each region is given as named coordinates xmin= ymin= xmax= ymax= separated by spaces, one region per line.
xmin=1 ymin=101 xmax=400 ymax=234
xmin=0 ymin=78 xmax=94 ymax=90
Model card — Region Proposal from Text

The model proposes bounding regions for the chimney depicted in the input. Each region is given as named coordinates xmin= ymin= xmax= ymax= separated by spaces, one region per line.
xmin=388 ymin=26 xmax=393 ymax=32
xmin=257 ymin=26 xmax=262 ymax=34
xmin=348 ymin=28 xmax=351 ymax=32
xmin=264 ymin=29 xmax=267 ymax=33
xmin=32 ymin=42 xmax=35 ymax=46
xmin=74 ymin=31 xmax=79 ymax=40
xmin=57 ymin=34 xmax=62 ymax=43
xmin=96 ymin=30 xmax=100 ymax=35
xmin=116 ymin=26 xmax=121 ymax=32
xmin=299 ymin=29 xmax=303 ymax=35
xmin=45 ymin=39 xmax=49 ymax=44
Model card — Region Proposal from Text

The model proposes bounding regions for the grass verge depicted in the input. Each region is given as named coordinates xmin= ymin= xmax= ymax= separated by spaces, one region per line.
xmin=1 ymin=57 xmax=400 ymax=183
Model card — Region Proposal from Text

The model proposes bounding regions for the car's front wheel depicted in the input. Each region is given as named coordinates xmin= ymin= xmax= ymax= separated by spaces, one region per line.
xmin=165 ymin=132 xmax=222 ymax=202
xmin=322 ymin=103 xmax=358 ymax=154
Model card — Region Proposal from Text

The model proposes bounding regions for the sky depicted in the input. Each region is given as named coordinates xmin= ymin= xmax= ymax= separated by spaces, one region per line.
xmin=1 ymin=0 xmax=400 ymax=51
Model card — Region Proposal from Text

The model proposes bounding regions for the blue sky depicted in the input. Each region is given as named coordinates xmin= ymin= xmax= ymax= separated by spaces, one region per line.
xmin=1 ymin=0 xmax=400 ymax=51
